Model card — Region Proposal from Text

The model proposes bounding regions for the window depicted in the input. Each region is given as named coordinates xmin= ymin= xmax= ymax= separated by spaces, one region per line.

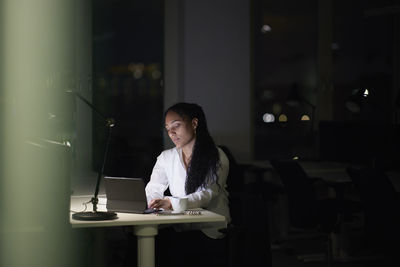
xmin=93 ymin=0 xmax=164 ymax=178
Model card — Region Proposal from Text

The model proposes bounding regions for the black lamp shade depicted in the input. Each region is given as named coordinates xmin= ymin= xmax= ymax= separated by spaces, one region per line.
xmin=346 ymin=89 xmax=368 ymax=113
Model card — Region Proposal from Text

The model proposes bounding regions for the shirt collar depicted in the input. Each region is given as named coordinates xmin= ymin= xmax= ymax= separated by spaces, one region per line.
xmin=175 ymin=147 xmax=184 ymax=168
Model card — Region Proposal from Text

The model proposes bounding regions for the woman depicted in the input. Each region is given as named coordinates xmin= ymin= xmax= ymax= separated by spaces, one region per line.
xmin=145 ymin=102 xmax=231 ymax=239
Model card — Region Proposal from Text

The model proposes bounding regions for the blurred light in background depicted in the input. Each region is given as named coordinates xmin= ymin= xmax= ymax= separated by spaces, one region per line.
xmin=331 ymin=42 xmax=340 ymax=50
xmin=278 ymin=114 xmax=288 ymax=122
xmin=261 ymin=24 xmax=272 ymax=33
xmin=272 ymin=103 xmax=282 ymax=114
xmin=262 ymin=113 xmax=275 ymax=123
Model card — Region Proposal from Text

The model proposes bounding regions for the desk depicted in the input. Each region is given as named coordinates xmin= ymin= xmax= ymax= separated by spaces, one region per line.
xmin=299 ymin=161 xmax=400 ymax=193
xmin=299 ymin=161 xmax=354 ymax=182
xmin=247 ymin=160 xmax=400 ymax=191
xmin=248 ymin=160 xmax=353 ymax=181
xmin=70 ymin=196 xmax=225 ymax=267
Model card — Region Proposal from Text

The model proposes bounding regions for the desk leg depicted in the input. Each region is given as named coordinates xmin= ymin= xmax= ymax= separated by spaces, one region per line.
xmin=134 ymin=225 xmax=158 ymax=267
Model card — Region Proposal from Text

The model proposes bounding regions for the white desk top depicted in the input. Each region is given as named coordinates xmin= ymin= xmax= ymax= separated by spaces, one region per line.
xmin=70 ymin=196 xmax=225 ymax=228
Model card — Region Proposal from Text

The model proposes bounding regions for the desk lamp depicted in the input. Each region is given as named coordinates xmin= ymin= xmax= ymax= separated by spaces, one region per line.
xmin=71 ymin=92 xmax=117 ymax=220
xmin=345 ymin=88 xmax=369 ymax=113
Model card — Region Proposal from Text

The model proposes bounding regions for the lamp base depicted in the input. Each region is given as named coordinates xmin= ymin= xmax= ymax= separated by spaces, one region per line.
xmin=72 ymin=211 xmax=117 ymax=221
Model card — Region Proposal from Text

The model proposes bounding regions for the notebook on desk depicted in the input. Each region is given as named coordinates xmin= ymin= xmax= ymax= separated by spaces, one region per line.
xmin=104 ymin=176 xmax=149 ymax=214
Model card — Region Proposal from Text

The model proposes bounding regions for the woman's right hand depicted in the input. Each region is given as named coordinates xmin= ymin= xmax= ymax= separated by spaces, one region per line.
xmin=148 ymin=198 xmax=172 ymax=210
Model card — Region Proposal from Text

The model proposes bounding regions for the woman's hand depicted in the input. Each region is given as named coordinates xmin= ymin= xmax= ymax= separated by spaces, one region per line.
xmin=149 ymin=198 xmax=172 ymax=210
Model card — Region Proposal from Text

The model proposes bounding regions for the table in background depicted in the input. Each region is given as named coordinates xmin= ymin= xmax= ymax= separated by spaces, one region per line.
xmin=246 ymin=160 xmax=400 ymax=191
xmin=299 ymin=161 xmax=400 ymax=193
xmin=70 ymin=196 xmax=225 ymax=267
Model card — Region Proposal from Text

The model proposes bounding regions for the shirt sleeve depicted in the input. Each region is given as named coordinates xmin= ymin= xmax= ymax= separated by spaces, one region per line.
xmin=186 ymin=152 xmax=229 ymax=209
xmin=145 ymin=152 xmax=169 ymax=204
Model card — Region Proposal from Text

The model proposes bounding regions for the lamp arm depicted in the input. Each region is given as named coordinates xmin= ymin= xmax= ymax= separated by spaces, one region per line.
xmin=70 ymin=90 xmax=116 ymax=212
xmin=74 ymin=91 xmax=108 ymax=121
xmin=91 ymin=123 xmax=113 ymax=212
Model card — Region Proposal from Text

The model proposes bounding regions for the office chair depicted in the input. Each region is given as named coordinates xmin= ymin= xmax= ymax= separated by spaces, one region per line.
xmin=346 ymin=167 xmax=400 ymax=265
xmin=219 ymin=145 xmax=245 ymax=193
xmin=219 ymin=145 xmax=272 ymax=267
xmin=270 ymin=159 xmax=341 ymax=267
xmin=219 ymin=145 xmax=278 ymax=195
xmin=222 ymin=192 xmax=271 ymax=267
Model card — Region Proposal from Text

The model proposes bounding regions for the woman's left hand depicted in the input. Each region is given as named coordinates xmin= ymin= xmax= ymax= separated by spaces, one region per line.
xmin=149 ymin=198 xmax=172 ymax=210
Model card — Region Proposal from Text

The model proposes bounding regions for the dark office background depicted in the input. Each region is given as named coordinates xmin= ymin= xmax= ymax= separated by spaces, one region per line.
xmin=254 ymin=0 xmax=399 ymax=167
xmin=91 ymin=0 xmax=400 ymax=175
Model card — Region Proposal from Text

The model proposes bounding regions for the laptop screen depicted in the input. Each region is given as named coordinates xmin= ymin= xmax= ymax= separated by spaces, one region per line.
xmin=104 ymin=176 xmax=148 ymax=213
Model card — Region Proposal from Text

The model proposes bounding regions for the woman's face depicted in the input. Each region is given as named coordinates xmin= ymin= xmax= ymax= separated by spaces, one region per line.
xmin=165 ymin=111 xmax=197 ymax=149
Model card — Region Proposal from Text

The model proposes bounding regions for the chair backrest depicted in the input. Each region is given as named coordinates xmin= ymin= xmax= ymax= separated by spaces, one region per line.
xmin=219 ymin=145 xmax=244 ymax=193
xmin=270 ymin=159 xmax=318 ymax=229
xmin=219 ymin=145 xmax=272 ymax=266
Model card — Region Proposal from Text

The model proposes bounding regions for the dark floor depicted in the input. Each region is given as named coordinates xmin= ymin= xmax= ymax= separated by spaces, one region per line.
xmin=270 ymin=231 xmax=394 ymax=267
xmin=72 ymin=225 xmax=398 ymax=267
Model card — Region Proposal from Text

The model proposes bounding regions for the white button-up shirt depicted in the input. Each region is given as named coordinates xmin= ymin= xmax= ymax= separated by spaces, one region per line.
xmin=145 ymin=146 xmax=231 ymax=238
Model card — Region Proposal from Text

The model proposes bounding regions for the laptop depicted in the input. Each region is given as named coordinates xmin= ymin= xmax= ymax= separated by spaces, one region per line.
xmin=104 ymin=176 xmax=150 ymax=214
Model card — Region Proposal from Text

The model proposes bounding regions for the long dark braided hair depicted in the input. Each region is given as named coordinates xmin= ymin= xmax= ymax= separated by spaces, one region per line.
xmin=165 ymin=103 xmax=220 ymax=194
